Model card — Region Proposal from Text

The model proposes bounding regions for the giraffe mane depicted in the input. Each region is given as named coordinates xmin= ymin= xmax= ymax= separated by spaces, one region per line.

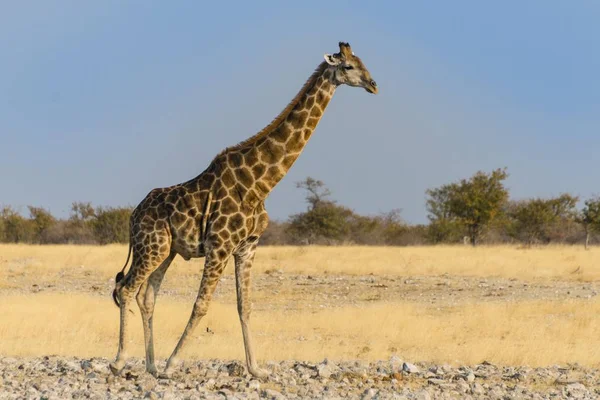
xmin=215 ymin=61 xmax=329 ymax=158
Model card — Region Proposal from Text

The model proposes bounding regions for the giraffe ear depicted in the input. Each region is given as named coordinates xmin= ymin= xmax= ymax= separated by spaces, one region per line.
xmin=324 ymin=53 xmax=341 ymax=66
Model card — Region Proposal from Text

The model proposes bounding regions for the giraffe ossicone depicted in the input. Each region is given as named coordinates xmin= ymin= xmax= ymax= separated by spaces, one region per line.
xmin=109 ymin=41 xmax=378 ymax=378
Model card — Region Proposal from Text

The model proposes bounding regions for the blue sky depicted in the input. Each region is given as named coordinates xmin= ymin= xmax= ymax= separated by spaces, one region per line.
xmin=2 ymin=1 xmax=599 ymax=223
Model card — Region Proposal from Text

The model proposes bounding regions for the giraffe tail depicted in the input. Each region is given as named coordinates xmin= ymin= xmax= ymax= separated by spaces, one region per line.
xmin=112 ymin=240 xmax=132 ymax=308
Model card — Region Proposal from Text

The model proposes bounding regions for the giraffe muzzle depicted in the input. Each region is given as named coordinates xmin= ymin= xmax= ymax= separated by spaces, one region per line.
xmin=365 ymin=79 xmax=378 ymax=94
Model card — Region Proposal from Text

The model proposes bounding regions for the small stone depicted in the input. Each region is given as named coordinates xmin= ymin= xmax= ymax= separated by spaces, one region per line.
xmin=466 ymin=371 xmax=475 ymax=382
xmin=247 ymin=380 xmax=260 ymax=391
xmin=226 ymin=361 xmax=246 ymax=377
xmin=203 ymin=378 xmax=216 ymax=389
xmin=361 ymin=388 xmax=378 ymax=399
xmin=80 ymin=360 xmax=92 ymax=371
xmin=317 ymin=360 xmax=339 ymax=379
xmin=262 ymin=388 xmax=286 ymax=400
xmin=402 ymin=362 xmax=419 ymax=374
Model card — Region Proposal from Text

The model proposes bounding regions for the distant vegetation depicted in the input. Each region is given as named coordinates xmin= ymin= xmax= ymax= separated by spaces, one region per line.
xmin=2 ymin=168 xmax=600 ymax=247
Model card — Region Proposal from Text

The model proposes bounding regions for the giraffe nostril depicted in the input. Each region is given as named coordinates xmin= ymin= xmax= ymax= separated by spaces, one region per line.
xmin=370 ymin=80 xmax=377 ymax=87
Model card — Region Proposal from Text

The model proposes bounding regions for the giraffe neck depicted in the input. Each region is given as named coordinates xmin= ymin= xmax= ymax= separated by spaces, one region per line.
xmin=245 ymin=63 xmax=337 ymax=200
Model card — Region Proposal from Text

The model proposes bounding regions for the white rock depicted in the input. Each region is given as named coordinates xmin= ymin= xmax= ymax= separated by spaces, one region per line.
xmin=402 ymin=362 xmax=419 ymax=374
xmin=466 ymin=371 xmax=475 ymax=382
xmin=317 ymin=360 xmax=339 ymax=379
xmin=247 ymin=380 xmax=260 ymax=391
xmin=565 ymin=383 xmax=587 ymax=398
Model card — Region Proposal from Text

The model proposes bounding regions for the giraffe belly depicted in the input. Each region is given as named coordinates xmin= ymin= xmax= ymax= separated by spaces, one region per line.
xmin=171 ymin=237 xmax=205 ymax=260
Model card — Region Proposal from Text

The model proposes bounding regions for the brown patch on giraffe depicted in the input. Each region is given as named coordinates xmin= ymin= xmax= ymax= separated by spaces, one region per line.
xmin=182 ymin=217 xmax=194 ymax=232
xmin=307 ymin=117 xmax=319 ymax=129
xmin=255 ymin=180 xmax=271 ymax=196
xmin=220 ymin=197 xmax=239 ymax=215
xmin=270 ymin=124 xmax=291 ymax=143
xmin=252 ymin=164 xmax=266 ymax=180
xmin=147 ymin=207 xmax=159 ymax=220
xmin=267 ymin=166 xmax=283 ymax=181
xmin=243 ymin=147 xmax=260 ymax=166
xmin=244 ymin=188 xmax=260 ymax=208
xmin=154 ymin=220 xmax=167 ymax=231
xmin=216 ymin=248 xmax=228 ymax=260
xmin=259 ymin=140 xmax=284 ymax=164
xmin=219 ymin=230 xmax=231 ymax=240
xmin=234 ymin=167 xmax=254 ymax=188
xmin=288 ymin=110 xmax=309 ymax=129
xmin=221 ymin=169 xmax=236 ymax=187
xmin=230 ymin=184 xmax=248 ymax=203
xmin=211 ymin=215 xmax=228 ymax=231
xmin=198 ymin=172 xmax=216 ymax=189
xmin=286 ymin=131 xmax=304 ymax=153
xmin=227 ymin=152 xmax=243 ymax=167
xmin=305 ymin=95 xmax=315 ymax=108
xmin=228 ymin=213 xmax=244 ymax=231
xmin=282 ymin=155 xmax=297 ymax=170
xmin=310 ymin=106 xmax=322 ymax=118
xmin=303 ymin=128 xmax=312 ymax=140
xmin=316 ymin=91 xmax=326 ymax=105
xmin=215 ymin=185 xmax=229 ymax=199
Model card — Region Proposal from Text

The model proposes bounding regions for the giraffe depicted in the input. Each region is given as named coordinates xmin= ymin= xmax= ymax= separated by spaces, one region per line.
xmin=110 ymin=42 xmax=378 ymax=378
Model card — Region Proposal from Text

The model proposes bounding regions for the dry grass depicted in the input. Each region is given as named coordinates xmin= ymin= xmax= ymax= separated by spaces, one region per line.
xmin=1 ymin=244 xmax=598 ymax=367
xmin=0 ymin=244 xmax=598 ymax=283
xmin=0 ymin=292 xmax=598 ymax=367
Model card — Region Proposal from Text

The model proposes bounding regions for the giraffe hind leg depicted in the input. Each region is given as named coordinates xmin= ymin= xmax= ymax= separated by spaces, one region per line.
xmin=110 ymin=235 xmax=171 ymax=375
xmin=136 ymin=251 xmax=175 ymax=376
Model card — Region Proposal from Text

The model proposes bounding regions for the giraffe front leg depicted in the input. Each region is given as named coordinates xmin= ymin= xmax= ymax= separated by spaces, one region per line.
xmin=162 ymin=248 xmax=229 ymax=378
xmin=235 ymin=239 xmax=269 ymax=379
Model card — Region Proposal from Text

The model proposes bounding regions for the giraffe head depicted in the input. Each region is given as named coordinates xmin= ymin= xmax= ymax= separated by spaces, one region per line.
xmin=324 ymin=42 xmax=378 ymax=94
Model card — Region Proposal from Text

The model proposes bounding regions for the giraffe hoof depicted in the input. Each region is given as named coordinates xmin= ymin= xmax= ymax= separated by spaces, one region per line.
xmin=109 ymin=362 xmax=124 ymax=376
xmin=146 ymin=366 xmax=159 ymax=377
xmin=158 ymin=367 xmax=175 ymax=379
xmin=157 ymin=371 xmax=173 ymax=379
xmin=248 ymin=367 xmax=270 ymax=379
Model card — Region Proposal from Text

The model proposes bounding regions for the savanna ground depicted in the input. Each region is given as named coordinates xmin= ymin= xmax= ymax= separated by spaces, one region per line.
xmin=1 ymin=245 xmax=599 ymax=398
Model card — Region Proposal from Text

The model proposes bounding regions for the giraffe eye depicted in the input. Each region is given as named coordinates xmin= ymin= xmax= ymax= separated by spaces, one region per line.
xmin=343 ymin=65 xmax=354 ymax=70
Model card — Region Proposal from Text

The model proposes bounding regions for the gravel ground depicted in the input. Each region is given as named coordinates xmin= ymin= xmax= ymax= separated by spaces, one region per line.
xmin=0 ymin=356 xmax=598 ymax=399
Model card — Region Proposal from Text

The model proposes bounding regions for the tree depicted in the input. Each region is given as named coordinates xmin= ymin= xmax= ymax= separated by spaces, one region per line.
xmin=65 ymin=202 xmax=96 ymax=243
xmin=287 ymin=177 xmax=358 ymax=244
xmin=91 ymin=206 xmax=132 ymax=244
xmin=425 ymin=184 xmax=463 ymax=244
xmin=70 ymin=202 xmax=95 ymax=222
xmin=28 ymin=206 xmax=56 ymax=244
xmin=296 ymin=177 xmax=332 ymax=210
xmin=508 ymin=194 xmax=579 ymax=245
xmin=0 ymin=206 xmax=33 ymax=243
xmin=426 ymin=168 xmax=509 ymax=245
xmin=578 ymin=196 xmax=600 ymax=249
